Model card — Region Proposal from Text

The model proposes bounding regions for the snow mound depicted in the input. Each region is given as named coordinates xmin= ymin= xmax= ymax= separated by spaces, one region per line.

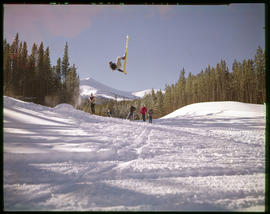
xmin=4 ymin=96 xmax=28 ymax=105
xmin=54 ymin=103 xmax=74 ymax=111
xmin=162 ymin=101 xmax=265 ymax=119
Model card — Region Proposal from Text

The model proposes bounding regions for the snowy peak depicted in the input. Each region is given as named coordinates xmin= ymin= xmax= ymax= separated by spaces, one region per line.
xmin=132 ymin=89 xmax=165 ymax=98
xmin=80 ymin=77 xmax=164 ymax=101
xmin=80 ymin=77 xmax=138 ymax=101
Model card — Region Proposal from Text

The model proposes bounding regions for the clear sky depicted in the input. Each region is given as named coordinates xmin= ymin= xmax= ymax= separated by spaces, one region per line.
xmin=4 ymin=4 xmax=265 ymax=92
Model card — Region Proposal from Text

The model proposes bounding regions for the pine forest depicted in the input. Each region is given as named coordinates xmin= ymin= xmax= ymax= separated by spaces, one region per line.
xmin=3 ymin=33 xmax=80 ymax=107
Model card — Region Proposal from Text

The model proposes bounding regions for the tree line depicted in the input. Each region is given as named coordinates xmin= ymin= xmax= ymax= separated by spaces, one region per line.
xmin=3 ymin=33 xmax=80 ymax=107
xmin=84 ymin=46 xmax=265 ymax=119
xmin=3 ymin=34 xmax=265 ymax=119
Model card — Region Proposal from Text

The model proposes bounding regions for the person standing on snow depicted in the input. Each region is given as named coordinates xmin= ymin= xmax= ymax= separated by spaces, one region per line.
xmin=140 ymin=104 xmax=147 ymax=122
xmin=106 ymin=108 xmax=112 ymax=117
xmin=89 ymin=93 xmax=95 ymax=114
xmin=109 ymin=54 xmax=126 ymax=73
xmin=127 ymin=105 xmax=136 ymax=120
xmin=148 ymin=108 xmax=153 ymax=123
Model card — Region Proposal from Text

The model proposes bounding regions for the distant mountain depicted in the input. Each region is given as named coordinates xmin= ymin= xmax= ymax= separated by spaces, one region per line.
xmin=80 ymin=77 xmax=138 ymax=101
xmin=132 ymin=89 xmax=165 ymax=98
xmin=80 ymin=77 xmax=164 ymax=103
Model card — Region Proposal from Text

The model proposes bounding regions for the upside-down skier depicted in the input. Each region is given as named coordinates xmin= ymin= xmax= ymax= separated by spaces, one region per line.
xmin=109 ymin=55 xmax=126 ymax=73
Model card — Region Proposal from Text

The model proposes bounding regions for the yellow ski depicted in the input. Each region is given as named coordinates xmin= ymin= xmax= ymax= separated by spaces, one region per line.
xmin=123 ymin=35 xmax=129 ymax=75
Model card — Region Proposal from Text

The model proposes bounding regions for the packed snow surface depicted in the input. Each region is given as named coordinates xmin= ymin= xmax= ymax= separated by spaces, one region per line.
xmin=4 ymin=97 xmax=265 ymax=211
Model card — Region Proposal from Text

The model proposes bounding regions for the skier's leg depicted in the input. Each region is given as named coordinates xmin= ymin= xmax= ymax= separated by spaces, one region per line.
xmin=116 ymin=57 xmax=122 ymax=69
xmin=142 ymin=114 xmax=145 ymax=122
xmin=91 ymin=104 xmax=95 ymax=114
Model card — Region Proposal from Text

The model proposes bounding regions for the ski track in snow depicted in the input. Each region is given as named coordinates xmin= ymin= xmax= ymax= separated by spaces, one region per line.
xmin=3 ymin=96 xmax=265 ymax=211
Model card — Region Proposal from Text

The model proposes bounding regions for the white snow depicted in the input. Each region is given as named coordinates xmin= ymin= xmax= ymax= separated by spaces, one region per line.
xmin=80 ymin=77 xmax=164 ymax=100
xmin=4 ymin=96 xmax=265 ymax=211
xmin=80 ymin=77 xmax=138 ymax=100
xmin=132 ymin=89 xmax=165 ymax=98
xmin=162 ymin=101 xmax=265 ymax=119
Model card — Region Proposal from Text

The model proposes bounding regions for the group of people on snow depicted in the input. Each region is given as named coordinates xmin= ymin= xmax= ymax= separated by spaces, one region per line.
xmin=89 ymin=94 xmax=154 ymax=123
xmin=126 ymin=104 xmax=153 ymax=123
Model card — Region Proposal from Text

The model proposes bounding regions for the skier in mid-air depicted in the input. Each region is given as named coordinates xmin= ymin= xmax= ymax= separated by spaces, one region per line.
xmin=109 ymin=54 xmax=126 ymax=73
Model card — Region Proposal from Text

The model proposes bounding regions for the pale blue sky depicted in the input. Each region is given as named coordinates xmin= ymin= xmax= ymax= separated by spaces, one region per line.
xmin=4 ymin=4 xmax=265 ymax=92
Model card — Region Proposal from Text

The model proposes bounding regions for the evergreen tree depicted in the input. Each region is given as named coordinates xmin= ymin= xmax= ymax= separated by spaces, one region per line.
xmin=220 ymin=60 xmax=230 ymax=100
xmin=247 ymin=59 xmax=256 ymax=103
xmin=10 ymin=33 xmax=20 ymax=96
xmin=254 ymin=46 xmax=265 ymax=103
xmin=43 ymin=47 xmax=54 ymax=105
xmin=36 ymin=42 xmax=45 ymax=104
xmin=185 ymin=72 xmax=193 ymax=104
xmin=3 ymin=40 xmax=11 ymax=95
xmin=26 ymin=43 xmax=38 ymax=100
xmin=155 ymin=90 xmax=165 ymax=118
xmin=65 ymin=64 xmax=80 ymax=106
xmin=17 ymin=41 xmax=23 ymax=96
xmin=20 ymin=41 xmax=28 ymax=97
xmin=177 ymin=68 xmax=186 ymax=107
xmin=232 ymin=59 xmax=240 ymax=101
xmin=62 ymin=42 xmax=70 ymax=82
xmin=171 ymin=84 xmax=178 ymax=111
xmin=164 ymin=84 xmax=173 ymax=114
xmin=215 ymin=63 xmax=222 ymax=101
xmin=54 ymin=57 xmax=62 ymax=96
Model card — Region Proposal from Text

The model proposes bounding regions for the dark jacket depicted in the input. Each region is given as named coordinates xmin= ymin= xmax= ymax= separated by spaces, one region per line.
xmin=130 ymin=106 xmax=136 ymax=112
xmin=148 ymin=109 xmax=153 ymax=116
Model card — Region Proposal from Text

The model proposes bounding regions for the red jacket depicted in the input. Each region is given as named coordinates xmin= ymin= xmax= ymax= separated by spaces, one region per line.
xmin=140 ymin=106 xmax=147 ymax=115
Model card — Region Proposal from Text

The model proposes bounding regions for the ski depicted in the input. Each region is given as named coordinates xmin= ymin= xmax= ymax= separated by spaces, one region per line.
xmin=123 ymin=35 xmax=129 ymax=75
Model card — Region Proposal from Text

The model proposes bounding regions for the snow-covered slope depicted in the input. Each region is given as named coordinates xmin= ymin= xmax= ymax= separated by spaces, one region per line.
xmin=132 ymin=89 xmax=165 ymax=98
xmin=162 ymin=101 xmax=265 ymax=119
xmin=4 ymin=96 xmax=265 ymax=211
xmin=80 ymin=77 xmax=138 ymax=100
xmin=80 ymin=77 xmax=164 ymax=100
